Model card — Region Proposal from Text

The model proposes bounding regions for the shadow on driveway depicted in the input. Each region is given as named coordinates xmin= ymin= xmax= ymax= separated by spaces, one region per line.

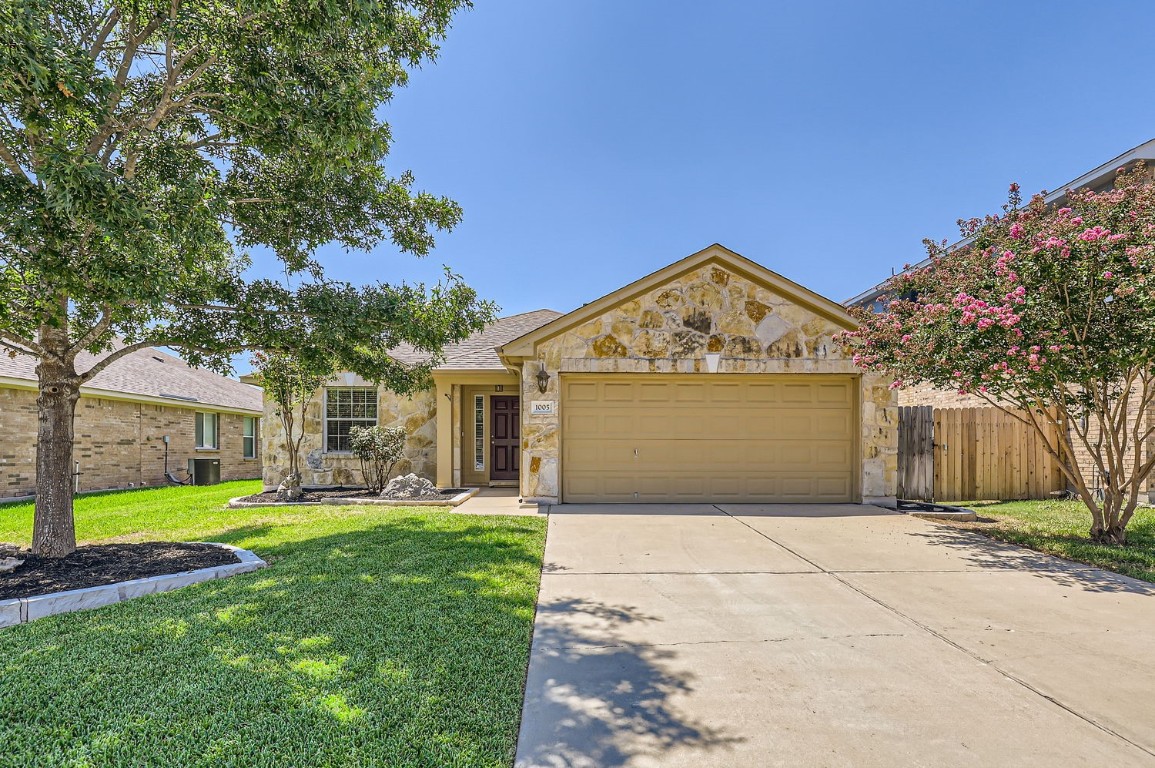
xmin=906 ymin=524 xmax=1155 ymax=595
xmin=516 ymin=598 xmax=742 ymax=768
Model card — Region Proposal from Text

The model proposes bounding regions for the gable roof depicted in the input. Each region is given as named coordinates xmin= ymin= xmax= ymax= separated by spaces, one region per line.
xmin=499 ymin=243 xmax=857 ymax=359
xmin=0 ymin=343 xmax=263 ymax=413
xmin=389 ymin=309 xmax=563 ymax=371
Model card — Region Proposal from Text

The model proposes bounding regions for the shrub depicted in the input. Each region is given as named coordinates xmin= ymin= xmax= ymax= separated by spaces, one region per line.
xmin=349 ymin=426 xmax=407 ymax=493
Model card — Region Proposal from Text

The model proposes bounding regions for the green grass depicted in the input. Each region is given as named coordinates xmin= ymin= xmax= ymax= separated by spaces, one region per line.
xmin=0 ymin=481 xmax=548 ymax=768
xmin=944 ymin=498 xmax=1155 ymax=583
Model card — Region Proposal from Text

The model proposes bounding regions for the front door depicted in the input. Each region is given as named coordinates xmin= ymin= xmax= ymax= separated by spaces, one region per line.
xmin=490 ymin=395 xmax=520 ymax=481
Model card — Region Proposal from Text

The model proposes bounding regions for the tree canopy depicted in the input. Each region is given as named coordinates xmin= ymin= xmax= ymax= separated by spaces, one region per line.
xmin=841 ymin=166 xmax=1155 ymax=542
xmin=0 ymin=0 xmax=493 ymax=556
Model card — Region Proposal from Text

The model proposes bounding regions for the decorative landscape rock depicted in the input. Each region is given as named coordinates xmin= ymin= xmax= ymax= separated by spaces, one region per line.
xmin=380 ymin=473 xmax=442 ymax=499
xmin=0 ymin=558 xmax=24 ymax=575
xmin=276 ymin=472 xmax=302 ymax=501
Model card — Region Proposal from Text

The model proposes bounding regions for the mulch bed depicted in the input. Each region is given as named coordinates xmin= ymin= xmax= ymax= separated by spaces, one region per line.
xmin=237 ymin=487 xmax=468 ymax=503
xmin=0 ymin=542 xmax=239 ymax=600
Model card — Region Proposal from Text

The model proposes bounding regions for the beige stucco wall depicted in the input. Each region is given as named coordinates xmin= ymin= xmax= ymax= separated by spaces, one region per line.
xmin=261 ymin=376 xmax=436 ymax=489
xmin=1 ymin=385 xmax=260 ymax=499
xmin=517 ymin=263 xmax=899 ymax=504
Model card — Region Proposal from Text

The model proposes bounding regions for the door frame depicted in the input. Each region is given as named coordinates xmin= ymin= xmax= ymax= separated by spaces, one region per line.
xmin=459 ymin=385 xmax=522 ymax=487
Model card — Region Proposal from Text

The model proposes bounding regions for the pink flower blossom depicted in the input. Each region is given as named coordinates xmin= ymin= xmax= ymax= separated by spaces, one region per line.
xmin=1009 ymin=223 xmax=1024 ymax=239
xmin=1103 ymin=271 xmax=1114 ymax=279
xmin=1079 ymin=226 xmax=1110 ymax=242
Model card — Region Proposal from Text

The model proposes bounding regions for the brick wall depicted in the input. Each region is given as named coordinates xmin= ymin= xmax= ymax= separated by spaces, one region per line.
xmin=0 ymin=385 xmax=261 ymax=499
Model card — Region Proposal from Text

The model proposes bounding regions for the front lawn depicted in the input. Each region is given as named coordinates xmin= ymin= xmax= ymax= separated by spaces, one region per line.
xmin=944 ymin=498 xmax=1155 ymax=583
xmin=0 ymin=481 xmax=547 ymax=768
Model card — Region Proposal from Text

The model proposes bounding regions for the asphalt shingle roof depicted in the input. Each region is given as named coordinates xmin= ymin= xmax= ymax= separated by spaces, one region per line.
xmin=390 ymin=309 xmax=563 ymax=371
xmin=0 ymin=343 xmax=263 ymax=413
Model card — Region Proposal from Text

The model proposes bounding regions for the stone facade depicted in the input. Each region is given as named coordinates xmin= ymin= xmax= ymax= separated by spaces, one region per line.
xmin=516 ymin=263 xmax=899 ymax=503
xmin=0 ymin=385 xmax=260 ymax=499
xmin=261 ymin=378 xmax=436 ymax=489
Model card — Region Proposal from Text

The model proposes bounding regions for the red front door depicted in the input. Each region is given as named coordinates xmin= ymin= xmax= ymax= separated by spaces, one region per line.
xmin=490 ymin=395 xmax=520 ymax=481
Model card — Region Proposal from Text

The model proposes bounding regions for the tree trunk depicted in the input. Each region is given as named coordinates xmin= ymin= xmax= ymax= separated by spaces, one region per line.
xmin=32 ymin=357 xmax=81 ymax=557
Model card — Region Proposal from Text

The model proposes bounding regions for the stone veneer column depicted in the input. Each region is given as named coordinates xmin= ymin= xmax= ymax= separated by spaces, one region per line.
xmin=435 ymin=378 xmax=453 ymax=488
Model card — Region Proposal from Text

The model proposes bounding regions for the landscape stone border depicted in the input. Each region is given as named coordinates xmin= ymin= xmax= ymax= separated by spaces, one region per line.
xmin=226 ymin=487 xmax=479 ymax=509
xmin=0 ymin=543 xmax=266 ymax=629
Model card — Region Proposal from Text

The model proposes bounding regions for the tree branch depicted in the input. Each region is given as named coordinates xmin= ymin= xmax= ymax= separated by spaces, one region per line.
xmin=88 ymin=7 xmax=120 ymax=60
xmin=0 ymin=330 xmax=43 ymax=356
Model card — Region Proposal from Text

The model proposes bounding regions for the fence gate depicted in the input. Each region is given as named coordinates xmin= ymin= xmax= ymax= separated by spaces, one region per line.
xmin=898 ymin=406 xmax=1065 ymax=502
xmin=897 ymin=406 xmax=934 ymax=500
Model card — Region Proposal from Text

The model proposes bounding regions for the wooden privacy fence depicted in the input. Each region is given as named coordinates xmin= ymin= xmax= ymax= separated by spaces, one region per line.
xmin=898 ymin=406 xmax=1066 ymax=502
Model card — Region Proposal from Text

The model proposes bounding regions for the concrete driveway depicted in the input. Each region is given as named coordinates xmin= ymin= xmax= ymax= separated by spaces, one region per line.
xmin=514 ymin=504 xmax=1155 ymax=767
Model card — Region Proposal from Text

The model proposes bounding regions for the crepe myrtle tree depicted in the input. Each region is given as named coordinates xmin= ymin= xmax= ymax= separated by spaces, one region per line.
xmin=840 ymin=166 xmax=1155 ymax=544
xmin=250 ymin=351 xmax=327 ymax=500
xmin=0 ymin=0 xmax=496 ymax=557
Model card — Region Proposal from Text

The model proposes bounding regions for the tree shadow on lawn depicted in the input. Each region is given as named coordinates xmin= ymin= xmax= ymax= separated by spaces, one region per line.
xmin=0 ymin=516 xmax=548 ymax=768
xmin=909 ymin=523 xmax=1155 ymax=594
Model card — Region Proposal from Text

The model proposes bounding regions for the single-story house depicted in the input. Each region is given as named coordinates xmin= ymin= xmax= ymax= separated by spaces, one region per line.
xmin=0 ymin=344 xmax=263 ymax=499
xmin=262 ymin=244 xmax=899 ymax=506
xmin=847 ymin=139 xmax=1155 ymax=500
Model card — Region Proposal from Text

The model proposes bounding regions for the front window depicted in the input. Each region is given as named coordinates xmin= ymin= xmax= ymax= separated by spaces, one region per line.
xmin=325 ymin=387 xmax=377 ymax=452
xmin=195 ymin=412 xmax=219 ymax=449
xmin=243 ymin=417 xmax=258 ymax=459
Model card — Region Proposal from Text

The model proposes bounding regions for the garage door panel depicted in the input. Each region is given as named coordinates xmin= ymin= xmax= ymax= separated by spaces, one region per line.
xmin=562 ymin=375 xmax=856 ymax=504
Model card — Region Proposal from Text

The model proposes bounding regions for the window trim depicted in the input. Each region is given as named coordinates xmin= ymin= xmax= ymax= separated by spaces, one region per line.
xmin=473 ymin=394 xmax=486 ymax=472
xmin=323 ymin=387 xmax=378 ymax=454
xmin=195 ymin=412 xmax=219 ymax=450
xmin=242 ymin=416 xmax=258 ymax=459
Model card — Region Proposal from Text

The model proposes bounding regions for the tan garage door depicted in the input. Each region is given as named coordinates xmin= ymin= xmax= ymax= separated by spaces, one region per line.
xmin=562 ymin=374 xmax=856 ymax=503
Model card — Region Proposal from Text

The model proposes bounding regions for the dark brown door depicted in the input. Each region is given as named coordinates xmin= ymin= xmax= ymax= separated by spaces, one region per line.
xmin=490 ymin=395 xmax=520 ymax=481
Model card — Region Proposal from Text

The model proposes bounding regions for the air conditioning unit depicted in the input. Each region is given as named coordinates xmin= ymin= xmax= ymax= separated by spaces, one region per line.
xmin=188 ymin=458 xmax=221 ymax=486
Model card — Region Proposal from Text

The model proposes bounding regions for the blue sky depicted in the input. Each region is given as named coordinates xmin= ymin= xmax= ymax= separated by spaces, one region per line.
xmin=241 ymin=0 xmax=1155 ymax=371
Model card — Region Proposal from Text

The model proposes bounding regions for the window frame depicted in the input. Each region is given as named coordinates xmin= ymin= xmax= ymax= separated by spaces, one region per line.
xmin=195 ymin=412 xmax=219 ymax=450
xmin=323 ymin=387 xmax=379 ymax=453
xmin=242 ymin=416 xmax=258 ymax=459
xmin=473 ymin=394 xmax=486 ymax=472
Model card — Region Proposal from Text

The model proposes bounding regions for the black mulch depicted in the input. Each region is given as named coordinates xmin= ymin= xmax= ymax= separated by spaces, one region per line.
xmin=238 ymin=487 xmax=468 ymax=503
xmin=0 ymin=542 xmax=239 ymax=600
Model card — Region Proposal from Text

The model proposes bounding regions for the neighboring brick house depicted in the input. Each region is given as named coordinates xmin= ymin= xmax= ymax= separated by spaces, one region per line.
xmin=1 ymin=344 xmax=263 ymax=499
xmin=848 ymin=139 xmax=1155 ymax=501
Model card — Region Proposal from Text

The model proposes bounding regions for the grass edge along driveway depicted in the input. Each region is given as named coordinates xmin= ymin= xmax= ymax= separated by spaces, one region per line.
xmin=941 ymin=498 xmax=1155 ymax=584
xmin=0 ymin=481 xmax=547 ymax=768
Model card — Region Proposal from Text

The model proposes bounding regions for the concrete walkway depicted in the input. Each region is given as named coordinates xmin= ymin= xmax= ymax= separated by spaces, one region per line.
xmin=515 ymin=504 xmax=1155 ymax=767
xmin=453 ymin=487 xmax=544 ymax=516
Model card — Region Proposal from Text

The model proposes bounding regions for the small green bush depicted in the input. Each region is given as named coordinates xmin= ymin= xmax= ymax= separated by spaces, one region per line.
xmin=349 ymin=425 xmax=407 ymax=492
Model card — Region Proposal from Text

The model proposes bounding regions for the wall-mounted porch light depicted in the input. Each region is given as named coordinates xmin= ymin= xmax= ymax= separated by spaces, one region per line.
xmin=535 ymin=365 xmax=551 ymax=394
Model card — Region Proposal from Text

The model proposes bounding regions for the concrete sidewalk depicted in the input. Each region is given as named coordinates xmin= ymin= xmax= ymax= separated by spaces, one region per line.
xmin=515 ymin=504 xmax=1155 ymax=767
xmin=452 ymin=487 xmax=545 ymax=516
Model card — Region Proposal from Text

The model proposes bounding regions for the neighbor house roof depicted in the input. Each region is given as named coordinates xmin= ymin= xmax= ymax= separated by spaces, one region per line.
xmin=0 ymin=343 xmax=263 ymax=414
xmin=390 ymin=309 xmax=563 ymax=371
xmin=846 ymin=137 xmax=1155 ymax=308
